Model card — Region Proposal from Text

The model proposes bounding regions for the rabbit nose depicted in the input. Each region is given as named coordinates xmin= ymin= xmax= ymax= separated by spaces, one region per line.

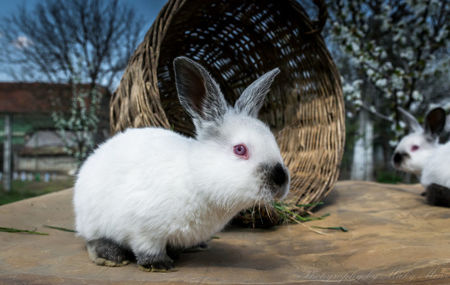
xmin=271 ymin=163 xmax=288 ymax=186
xmin=393 ymin=152 xmax=408 ymax=165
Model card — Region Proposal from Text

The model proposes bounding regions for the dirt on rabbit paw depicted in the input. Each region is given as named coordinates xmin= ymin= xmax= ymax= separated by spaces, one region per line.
xmin=93 ymin=257 xmax=130 ymax=267
xmin=138 ymin=264 xmax=176 ymax=272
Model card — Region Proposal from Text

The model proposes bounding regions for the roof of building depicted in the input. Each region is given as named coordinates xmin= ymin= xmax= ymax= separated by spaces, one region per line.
xmin=0 ymin=82 xmax=110 ymax=113
xmin=19 ymin=130 xmax=73 ymax=156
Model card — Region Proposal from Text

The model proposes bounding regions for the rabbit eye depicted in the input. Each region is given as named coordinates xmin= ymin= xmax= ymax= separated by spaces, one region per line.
xmin=411 ymin=145 xmax=419 ymax=152
xmin=233 ymin=144 xmax=249 ymax=159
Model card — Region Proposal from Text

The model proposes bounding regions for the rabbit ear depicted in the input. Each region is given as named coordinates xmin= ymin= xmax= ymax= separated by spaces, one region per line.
xmin=173 ymin=57 xmax=228 ymax=123
xmin=446 ymin=115 xmax=450 ymax=132
xmin=398 ymin=107 xmax=422 ymax=133
xmin=235 ymin=68 xmax=280 ymax=117
xmin=424 ymin=107 xmax=446 ymax=138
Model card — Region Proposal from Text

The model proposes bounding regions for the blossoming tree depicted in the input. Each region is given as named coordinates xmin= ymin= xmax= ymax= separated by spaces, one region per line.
xmin=329 ymin=0 xmax=449 ymax=180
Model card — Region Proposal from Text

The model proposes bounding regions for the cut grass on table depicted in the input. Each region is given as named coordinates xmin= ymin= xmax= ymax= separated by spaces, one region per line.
xmin=0 ymin=226 xmax=48 ymax=235
xmin=273 ymin=201 xmax=329 ymax=223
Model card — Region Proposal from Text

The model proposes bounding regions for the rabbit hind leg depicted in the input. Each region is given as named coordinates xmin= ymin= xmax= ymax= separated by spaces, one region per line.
xmin=136 ymin=250 xmax=174 ymax=272
xmin=86 ymin=238 xmax=134 ymax=267
xmin=130 ymin=236 xmax=175 ymax=272
xmin=426 ymin=183 xmax=450 ymax=207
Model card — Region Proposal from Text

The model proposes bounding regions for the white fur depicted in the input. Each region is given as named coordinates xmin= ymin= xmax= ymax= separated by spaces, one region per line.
xmin=446 ymin=115 xmax=450 ymax=132
xmin=73 ymin=57 xmax=289 ymax=260
xmin=421 ymin=143 xmax=450 ymax=188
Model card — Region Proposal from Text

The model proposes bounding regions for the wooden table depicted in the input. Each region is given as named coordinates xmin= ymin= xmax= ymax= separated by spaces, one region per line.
xmin=1 ymin=181 xmax=449 ymax=284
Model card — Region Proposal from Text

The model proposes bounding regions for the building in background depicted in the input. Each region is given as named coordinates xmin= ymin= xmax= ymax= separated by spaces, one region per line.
xmin=0 ymin=82 xmax=110 ymax=185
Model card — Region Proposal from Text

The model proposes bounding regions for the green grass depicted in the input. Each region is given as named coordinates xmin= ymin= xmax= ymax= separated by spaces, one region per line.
xmin=273 ymin=201 xmax=330 ymax=223
xmin=376 ymin=171 xmax=405 ymax=184
xmin=0 ymin=226 xmax=49 ymax=235
xmin=0 ymin=179 xmax=74 ymax=206
xmin=311 ymin=225 xmax=349 ymax=232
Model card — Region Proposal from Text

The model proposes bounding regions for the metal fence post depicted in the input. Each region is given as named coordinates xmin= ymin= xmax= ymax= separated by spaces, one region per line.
xmin=3 ymin=113 xmax=12 ymax=192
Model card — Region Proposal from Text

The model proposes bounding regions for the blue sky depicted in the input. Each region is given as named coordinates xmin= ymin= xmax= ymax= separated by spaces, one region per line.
xmin=0 ymin=0 xmax=167 ymax=26
xmin=0 ymin=0 xmax=168 ymax=82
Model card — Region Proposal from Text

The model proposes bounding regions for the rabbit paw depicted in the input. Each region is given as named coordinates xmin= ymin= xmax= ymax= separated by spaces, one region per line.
xmin=87 ymin=238 xmax=134 ymax=267
xmin=137 ymin=252 xmax=174 ymax=272
xmin=166 ymin=245 xmax=182 ymax=260
xmin=426 ymin=183 xmax=450 ymax=207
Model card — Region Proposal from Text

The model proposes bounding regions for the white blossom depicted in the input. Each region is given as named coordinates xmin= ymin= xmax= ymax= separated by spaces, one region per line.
xmin=375 ymin=78 xmax=387 ymax=88
xmin=52 ymin=83 xmax=102 ymax=166
xmin=351 ymin=42 xmax=360 ymax=53
xmin=412 ymin=90 xmax=422 ymax=100
xmin=13 ymin=36 xmax=32 ymax=49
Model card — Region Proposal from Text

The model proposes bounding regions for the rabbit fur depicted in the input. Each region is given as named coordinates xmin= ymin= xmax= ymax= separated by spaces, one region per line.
xmin=73 ymin=57 xmax=290 ymax=271
xmin=393 ymin=107 xmax=450 ymax=205
xmin=421 ymin=143 xmax=450 ymax=188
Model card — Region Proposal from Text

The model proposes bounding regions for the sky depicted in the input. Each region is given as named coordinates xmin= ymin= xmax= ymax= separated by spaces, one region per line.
xmin=0 ymin=0 xmax=167 ymax=26
xmin=0 ymin=0 xmax=168 ymax=82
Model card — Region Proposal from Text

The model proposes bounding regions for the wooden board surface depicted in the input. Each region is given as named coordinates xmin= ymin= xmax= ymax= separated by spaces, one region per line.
xmin=0 ymin=181 xmax=449 ymax=284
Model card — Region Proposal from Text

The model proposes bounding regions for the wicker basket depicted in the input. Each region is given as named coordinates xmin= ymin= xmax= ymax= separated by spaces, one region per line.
xmin=110 ymin=0 xmax=345 ymax=222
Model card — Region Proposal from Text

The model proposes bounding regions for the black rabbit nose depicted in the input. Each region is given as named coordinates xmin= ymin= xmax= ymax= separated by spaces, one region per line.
xmin=393 ymin=153 xmax=402 ymax=165
xmin=271 ymin=163 xmax=287 ymax=186
xmin=393 ymin=152 xmax=408 ymax=165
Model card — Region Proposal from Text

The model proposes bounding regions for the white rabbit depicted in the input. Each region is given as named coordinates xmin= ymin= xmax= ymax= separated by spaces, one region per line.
xmin=392 ymin=107 xmax=450 ymax=205
xmin=73 ymin=57 xmax=290 ymax=271
xmin=446 ymin=115 xmax=450 ymax=133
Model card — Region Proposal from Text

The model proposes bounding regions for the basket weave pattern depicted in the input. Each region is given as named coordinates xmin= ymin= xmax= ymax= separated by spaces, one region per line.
xmin=110 ymin=0 xmax=345 ymax=209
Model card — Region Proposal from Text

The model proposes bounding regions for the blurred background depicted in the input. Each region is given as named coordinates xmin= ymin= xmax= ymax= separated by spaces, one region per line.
xmin=0 ymin=0 xmax=449 ymax=203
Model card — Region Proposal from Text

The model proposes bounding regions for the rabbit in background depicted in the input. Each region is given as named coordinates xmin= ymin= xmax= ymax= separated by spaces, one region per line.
xmin=441 ymin=114 xmax=450 ymax=142
xmin=73 ymin=57 xmax=290 ymax=271
xmin=447 ymin=114 xmax=450 ymax=131
xmin=392 ymin=107 xmax=450 ymax=206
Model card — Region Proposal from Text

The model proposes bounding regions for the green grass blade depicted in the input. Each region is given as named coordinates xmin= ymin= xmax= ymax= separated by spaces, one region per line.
xmin=311 ymin=226 xmax=348 ymax=232
xmin=273 ymin=202 xmax=331 ymax=223
xmin=296 ymin=202 xmax=324 ymax=207
xmin=43 ymin=225 xmax=76 ymax=233
xmin=0 ymin=226 xmax=49 ymax=235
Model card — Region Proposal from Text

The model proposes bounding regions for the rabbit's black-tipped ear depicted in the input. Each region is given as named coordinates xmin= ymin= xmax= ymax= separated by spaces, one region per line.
xmin=447 ymin=115 xmax=450 ymax=132
xmin=235 ymin=68 xmax=280 ymax=117
xmin=398 ymin=107 xmax=422 ymax=133
xmin=425 ymin=107 xmax=446 ymax=139
xmin=173 ymin=57 xmax=228 ymax=123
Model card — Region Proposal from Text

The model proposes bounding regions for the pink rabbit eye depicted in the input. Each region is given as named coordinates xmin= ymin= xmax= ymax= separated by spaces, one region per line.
xmin=411 ymin=145 xmax=419 ymax=152
xmin=233 ymin=144 xmax=249 ymax=159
